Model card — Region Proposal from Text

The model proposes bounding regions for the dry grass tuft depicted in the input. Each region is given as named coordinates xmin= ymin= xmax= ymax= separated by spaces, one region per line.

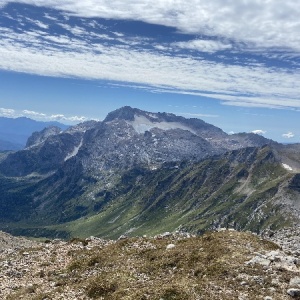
xmin=62 ymin=230 xmax=290 ymax=299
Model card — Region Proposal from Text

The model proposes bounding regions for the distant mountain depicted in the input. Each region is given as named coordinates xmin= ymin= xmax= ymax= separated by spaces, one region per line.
xmin=0 ymin=117 xmax=69 ymax=150
xmin=0 ymin=106 xmax=298 ymax=239
xmin=0 ymin=139 xmax=23 ymax=151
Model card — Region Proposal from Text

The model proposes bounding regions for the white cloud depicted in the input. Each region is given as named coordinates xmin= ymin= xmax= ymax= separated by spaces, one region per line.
xmin=252 ymin=129 xmax=266 ymax=135
xmin=26 ymin=18 xmax=49 ymax=29
xmin=0 ymin=107 xmax=87 ymax=124
xmin=44 ymin=13 xmax=58 ymax=21
xmin=44 ymin=35 xmax=72 ymax=44
xmin=2 ymin=0 xmax=300 ymax=52
xmin=0 ymin=1 xmax=300 ymax=111
xmin=1 ymin=25 xmax=299 ymax=110
xmin=49 ymin=114 xmax=65 ymax=120
xmin=67 ymin=116 xmax=87 ymax=122
xmin=0 ymin=108 xmax=16 ymax=117
xmin=23 ymin=110 xmax=46 ymax=117
xmin=49 ymin=114 xmax=87 ymax=123
xmin=154 ymin=45 xmax=169 ymax=51
xmin=112 ymin=32 xmax=124 ymax=37
xmin=58 ymin=23 xmax=86 ymax=36
xmin=173 ymin=40 xmax=232 ymax=53
xmin=282 ymin=132 xmax=295 ymax=138
xmin=176 ymin=112 xmax=219 ymax=118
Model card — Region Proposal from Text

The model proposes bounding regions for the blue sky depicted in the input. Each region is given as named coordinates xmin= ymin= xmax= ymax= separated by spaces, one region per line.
xmin=0 ymin=1 xmax=299 ymax=142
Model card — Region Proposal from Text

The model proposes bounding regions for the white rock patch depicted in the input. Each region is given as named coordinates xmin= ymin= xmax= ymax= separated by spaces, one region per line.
xmin=64 ymin=138 xmax=83 ymax=161
xmin=282 ymin=163 xmax=293 ymax=171
xmin=127 ymin=115 xmax=197 ymax=135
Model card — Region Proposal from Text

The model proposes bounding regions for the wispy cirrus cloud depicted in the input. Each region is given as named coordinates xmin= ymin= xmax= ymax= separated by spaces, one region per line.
xmin=173 ymin=40 xmax=232 ymax=53
xmin=174 ymin=112 xmax=219 ymax=118
xmin=2 ymin=0 xmax=300 ymax=51
xmin=25 ymin=17 xmax=49 ymax=29
xmin=1 ymin=25 xmax=299 ymax=108
xmin=0 ymin=0 xmax=300 ymax=112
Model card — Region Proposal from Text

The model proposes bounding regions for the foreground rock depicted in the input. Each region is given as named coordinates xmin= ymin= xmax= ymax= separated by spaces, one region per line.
xmin=0 ymin=231 xmax=38 ymax=252
xmin=0 ymin=229 xmax=299 ymax=299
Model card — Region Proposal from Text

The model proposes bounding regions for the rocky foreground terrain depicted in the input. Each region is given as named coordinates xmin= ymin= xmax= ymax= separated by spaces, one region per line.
xmin=1 ymin=228 xmax=300 ymax=300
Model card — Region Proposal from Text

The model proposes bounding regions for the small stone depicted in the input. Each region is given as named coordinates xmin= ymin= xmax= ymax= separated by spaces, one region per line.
xmin=161 ymin=232 xmax=172 ymax=238
xmin=218 ymin=228 xmax=227 ymax=231
xmin=287 ymin=288 xmax=300 ymax=297
xmin=166 ymin=244 xmax=175 ymax=250
xmin=290 ymin=277 xmax=300 ymax=288
xmin=246 ymin=256 xmax=270 ymax=267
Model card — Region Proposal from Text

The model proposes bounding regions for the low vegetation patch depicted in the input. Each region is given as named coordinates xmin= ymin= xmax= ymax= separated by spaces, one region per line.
xmin=62 ymin=230 xmax=290 ymax=299
xmin=3 ymin=229 xmax=299 ymax=300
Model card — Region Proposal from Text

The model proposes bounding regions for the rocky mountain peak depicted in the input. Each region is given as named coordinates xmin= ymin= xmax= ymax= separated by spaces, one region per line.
xmin=103 ymin=106 xmax=227 ymax=140
xmin=104 ymin=106 xmax=142 ymax=122
xmin=26 ymin=126 xmax=62 ymax=148
xmin=104 ymin=106 xmax=197 ymax=124
xmin=103 ymin=106 xmax=194 ymax=125
xmin=64 ymin=120 xmax=98 ymax=134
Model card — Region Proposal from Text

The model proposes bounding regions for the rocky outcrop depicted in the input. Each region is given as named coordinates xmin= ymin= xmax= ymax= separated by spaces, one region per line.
xmin=26 ymin=126 xmax=62 ymax=148
xmin=0 ymin=231 xmax=38 ymax=251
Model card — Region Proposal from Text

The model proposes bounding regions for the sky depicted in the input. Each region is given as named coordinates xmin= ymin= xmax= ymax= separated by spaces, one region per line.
xmin=0 ymin=1 xmax=299 ymax=143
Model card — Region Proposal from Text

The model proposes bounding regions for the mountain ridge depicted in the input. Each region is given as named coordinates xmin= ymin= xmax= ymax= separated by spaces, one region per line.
xmin=0 ymin=106 xmax=276 ymax=177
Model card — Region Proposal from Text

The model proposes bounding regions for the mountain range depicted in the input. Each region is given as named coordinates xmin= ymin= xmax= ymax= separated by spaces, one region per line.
xmin=0 ymin=106 xmax=299 ymax=239
xmin=0 ymin=116 xmax=68 ymax=151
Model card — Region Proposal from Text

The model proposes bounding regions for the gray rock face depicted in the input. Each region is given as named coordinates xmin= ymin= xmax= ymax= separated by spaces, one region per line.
xmin=26 ymin=126 xmax=62 ymax=148
xmin=266 ymin=227 xmax=300 ymax=256
xmin=0 ymin=131 xmax=84 ymax=176
xmin=287 ymin=288 xmax=300 ymax=297
xmin=79 ymin=120 xmax=217 ymax=174
xmin=290 ymin=277 xmax=300 ymax=288
xmin=0 ymin=231 xmax=38 ymax=252
xmin=0 ymin=121 xmax=97 ymax=177
xmin=246 ymin=255 xmax=271 ymax=267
